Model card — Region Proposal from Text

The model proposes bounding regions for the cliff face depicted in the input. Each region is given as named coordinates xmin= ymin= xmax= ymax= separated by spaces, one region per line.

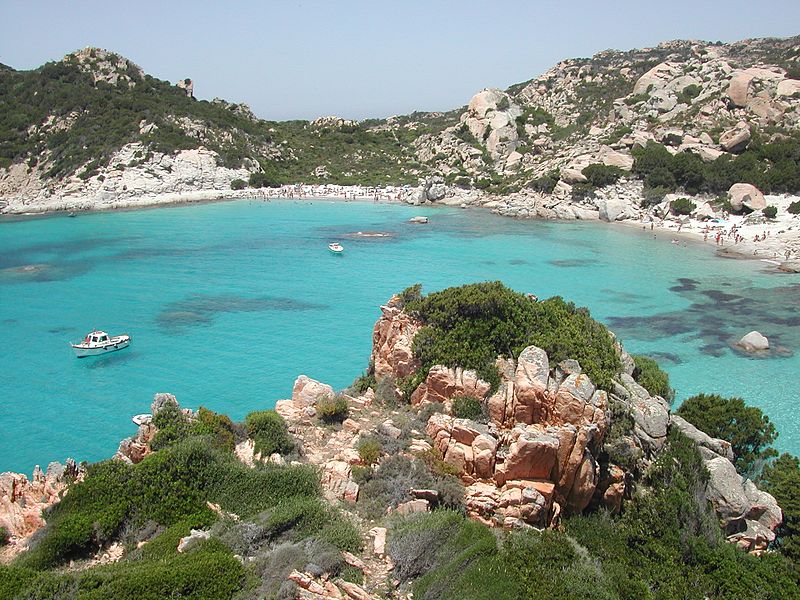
xmin=366 ymin=294 xmax=781 ymax=553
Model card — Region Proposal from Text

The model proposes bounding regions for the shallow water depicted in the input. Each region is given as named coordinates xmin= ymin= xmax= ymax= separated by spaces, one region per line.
xmin=1 ymin=199 xmax=798 ymax=473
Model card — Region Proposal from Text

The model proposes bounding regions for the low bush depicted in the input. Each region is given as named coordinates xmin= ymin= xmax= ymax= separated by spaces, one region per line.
xmin=581 ymin=163 xmax=624 ymax=188
xmin=417 ymin=448 xmax=461 ymax=478
xmin=789 ymin=200 xmax=800 ymax=214
xmin=763 ymin=205 xmax=778 ymax=219
xmin=15 ymin=438 xmax=319 ymax=571
xmin=358 ymin=455 xmax=463 ymax=518
xmin=0 ymin=526 xmax=8 ymax=546
xmin=451 ymin=395 xmax=485 ymax=422
xmin=317 ymin=395 xmax=349 ymax=424
xmin=632 ymin=355 xmax=674 ymax=402
xmin=603 ymin=398 xmax=640 ymax=471
xmin=245 ymin=410 xmax=294 ymax=456
xmin=351 ymin=370 xmax=376 ymax=394
xmin=230 ymin=178 xmax=246 ymax=190
xmin=670 ymin=197 xmax=696 ymax=215
xmin=527 ymin=172 xmax=559 ymax=194
xmin=357 ymin=437 xmax=382 ymax=465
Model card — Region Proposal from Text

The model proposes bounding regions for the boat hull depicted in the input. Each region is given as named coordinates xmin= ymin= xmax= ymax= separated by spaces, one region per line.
xmin=72 ymin=335 xmax=131 ymax=358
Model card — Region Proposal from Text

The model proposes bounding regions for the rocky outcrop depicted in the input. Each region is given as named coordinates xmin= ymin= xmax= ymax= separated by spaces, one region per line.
xmin=410 ymin=365 xmax=491 ymax=406
xmin=114 ymin=392 xmax=193 ymax=464
xmin=728 ymin=183 xmax=766 ymax=212
xmin=669 ymin=413 xmax=782 ymax=554
xmin=274 ymin=376 xmax=376 ymax=503
xmin=734 ymin=330 xmax=770 ymax=353
xmin=719 ymin=122 xmax=752 ymax=153
xmin=176 ymin=78 xmax=194 ymax=98
xmin=1 ymin=143 xmax=256 ymax=214
xmin=0 ymin=459 xmax=84 ymax=558
xmin=370 ymin=297 xmax=422 ymax=381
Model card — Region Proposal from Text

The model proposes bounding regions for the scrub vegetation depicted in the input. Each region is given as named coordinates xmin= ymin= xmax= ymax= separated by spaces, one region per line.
xmin=401 ymin=282 xmax=621 ymax=395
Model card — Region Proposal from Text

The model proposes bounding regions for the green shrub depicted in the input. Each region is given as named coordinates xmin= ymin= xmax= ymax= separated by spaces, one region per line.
xmin=789 ymin=200 xmax=800 ymax=214
xmin=761 ymin=453 xmax=800 ymax=565
xmin=581 ymin=163 xmax=624 ymax=188
xmin=150 ymin=398 xmax=192 ymax=450
xmin=763 ymin=205 xmax=778 ymax=219
xmin=451 ymin=396 xmax=485 ymax=422
xmin=248 ymin=171 xmax=279 ymax=188
xmin=404 ymin=283 xmax=621 ymax=393
xmin=15 ymin=436 xmax=320 ymax=571
xmin=357 ymin=438 xmax=382 ymax=466
xmin=230 ymin=178 xmax=246 ymax=190
xmin=0 ymin=526 xmax=8 ymax=546
xmin=670 ymin=197 xmax=696 ymax=215
xmin=624 ymin=92 xmax=650 ymax=105
xmin=632 ymin=355 xmax=674 ymax=402
xmin=358 ymin=455 xmax=463 ymax=518
xmin=677 ymin=83 xmax=702 ymax=104
xmin=351 ymin=370 xmax=376 ymax=394
xmin=317 ymin=395 xmax=349 ymax=424
xmin=603 ymin=398 xmax=640 ymax=471
xmin=676 ymin=393 xmax=778 ymax=475
xmin=245 ymin=410 xmax=294 ymax=456
xmin=527 ymin=172 xmax=559 ymax=194
xmin=193 ymin=406 xmax=237 ymax=452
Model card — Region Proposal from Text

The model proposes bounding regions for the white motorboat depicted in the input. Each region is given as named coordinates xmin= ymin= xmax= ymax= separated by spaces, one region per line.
xmin=328 ymin=242 xmax=344 ymax=254
xmin=71 ymin=330 xmax=131 ymax=358
xmin=132 ymin=413 xmax=153 ymax=426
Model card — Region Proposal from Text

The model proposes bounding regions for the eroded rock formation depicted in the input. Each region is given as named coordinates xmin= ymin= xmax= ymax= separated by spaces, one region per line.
xmin=0 ymin=459 xmax=84 ymax=559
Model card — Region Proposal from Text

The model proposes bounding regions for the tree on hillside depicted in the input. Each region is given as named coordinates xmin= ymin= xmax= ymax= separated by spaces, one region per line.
xmin=676 ymin=393 xmax=778 ymax=476
xmin=761 ymin=453 xmax=800 ymax=569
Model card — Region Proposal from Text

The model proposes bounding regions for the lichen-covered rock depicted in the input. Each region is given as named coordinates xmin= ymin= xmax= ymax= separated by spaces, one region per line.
xmin=670 ymin=415 xmax=734 ymax=461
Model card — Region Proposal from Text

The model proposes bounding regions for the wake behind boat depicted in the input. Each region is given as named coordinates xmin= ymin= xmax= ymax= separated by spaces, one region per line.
xmin=71 ymin=330 xmax=131 ymax=358
xmin=328 ymin=242 xmax=344 ymax=254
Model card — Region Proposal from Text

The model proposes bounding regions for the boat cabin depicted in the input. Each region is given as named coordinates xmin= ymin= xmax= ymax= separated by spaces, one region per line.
xmin=85 ymin=331 xmax=109 ymax=344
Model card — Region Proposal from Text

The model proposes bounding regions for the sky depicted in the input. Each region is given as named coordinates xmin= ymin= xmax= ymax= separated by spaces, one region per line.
xmin=1 ymin=1 xmax=798 ymax=121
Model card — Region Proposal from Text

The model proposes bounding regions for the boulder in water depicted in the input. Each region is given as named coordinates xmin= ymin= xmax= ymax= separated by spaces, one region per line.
xmin=735 ymin=331 xmax=769 ymax=353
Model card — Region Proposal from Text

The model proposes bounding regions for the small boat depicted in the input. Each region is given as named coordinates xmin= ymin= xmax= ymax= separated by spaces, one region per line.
xmin=71 ymin=330 xmax=131 ymax=358
xmin=67 ymin=212 xmax=76 ymax=218
xmin=132 ymin=413 xmax=153 ymax=426
xmin=328 ymin=242 xmax=344 ymax=254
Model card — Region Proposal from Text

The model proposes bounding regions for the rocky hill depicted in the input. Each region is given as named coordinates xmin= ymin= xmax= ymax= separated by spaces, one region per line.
xmin=2 ymin=37 xmax=799 ymax=217
xmin=1 ymin=283 xmax=797 ymax=599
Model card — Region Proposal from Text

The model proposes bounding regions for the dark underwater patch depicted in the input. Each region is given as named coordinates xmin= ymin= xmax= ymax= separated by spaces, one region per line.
xmin=157 ymin=294 xmax=327 ymax=332
xmin=549 ymin=258 xmax=602 ymax=268
xmin=608 ymin=278 xmax=800 ymax=359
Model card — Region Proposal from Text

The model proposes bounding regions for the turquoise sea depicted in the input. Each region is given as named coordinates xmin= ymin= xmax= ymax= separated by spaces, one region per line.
xmin=1 ymin=199 xmax=798 ymax=473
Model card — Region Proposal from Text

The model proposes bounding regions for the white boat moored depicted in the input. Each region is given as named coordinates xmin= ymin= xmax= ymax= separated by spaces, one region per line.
xmin=132 ymin=413 xmax=153 ymax=426
xmin=71 ymin=330 xmax=131 ymax=358
xmin=328 ymin=242 xmax=344 ymax=254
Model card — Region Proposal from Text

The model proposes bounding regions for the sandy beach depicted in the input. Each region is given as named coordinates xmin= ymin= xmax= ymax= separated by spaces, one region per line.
xmin=616 ymin=193 xmax=800 ymax=272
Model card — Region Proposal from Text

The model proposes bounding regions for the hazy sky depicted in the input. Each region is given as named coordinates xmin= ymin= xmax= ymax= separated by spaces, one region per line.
xmin=1 ymin=1 xmax=798 ymax=121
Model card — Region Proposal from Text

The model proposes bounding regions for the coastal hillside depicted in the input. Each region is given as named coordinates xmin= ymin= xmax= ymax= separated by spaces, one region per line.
xmin=2 ymin=37 xmax=799 ymax=217
xmin=0 ymin=47 xmax=447 ymax=211
xmin=1 ymin=283 xmax=799 ymax=599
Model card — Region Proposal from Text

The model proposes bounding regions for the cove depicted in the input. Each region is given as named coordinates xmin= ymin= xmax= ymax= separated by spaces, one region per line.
xmin=0 ymin=198 xmax=798 ymax=473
